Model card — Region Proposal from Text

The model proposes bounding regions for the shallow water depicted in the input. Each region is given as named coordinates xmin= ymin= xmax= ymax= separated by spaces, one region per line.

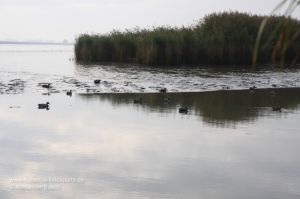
xmin=0 ymin=44 xmax=300 ymax=199
xmin=0 ymin=44 xmax=300 ymax=94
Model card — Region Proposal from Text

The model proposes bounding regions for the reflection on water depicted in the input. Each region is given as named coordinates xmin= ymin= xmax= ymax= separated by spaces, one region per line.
xmin=0 ymin=89 xmax=300 ymax=198
xmin=79 ymin=88 xmax=300 ymax=127
xmin=1 ymin=44 xmax=300 ymax=198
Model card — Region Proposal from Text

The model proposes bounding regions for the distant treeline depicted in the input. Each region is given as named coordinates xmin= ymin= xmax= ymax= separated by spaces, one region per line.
xmin=75 ymin=12 xmax=300 ymax=66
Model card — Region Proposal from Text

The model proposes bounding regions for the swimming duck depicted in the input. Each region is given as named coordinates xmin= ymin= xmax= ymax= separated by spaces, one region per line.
xmin=41 ymin=83 xmax=51 ymax=89
xmin=66 ymin=90 xmax=72 ymax=96
xmin=38 ymin=102 xmax=50 ymax=109
xmin=223 ymin=86 xmax=230 ymax=90
xmin=94 ymin=79 xmax=101 ymax=84
xmin=272 ymin=106 xmax=283 ymax=112
xmin=249 ymin=86 xmax=257 ymax=91
xmin=159 ymin=88 xmax=167 ymax=93
xmin=133 ymin=98 xmax=143 ymax=104
xmin=179 ymin=107 xmax=188 ymax=114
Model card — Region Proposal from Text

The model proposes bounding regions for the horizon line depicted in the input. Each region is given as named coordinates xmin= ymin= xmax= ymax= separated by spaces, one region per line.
xmin=0 ymin=40 xmax=74 ymax=46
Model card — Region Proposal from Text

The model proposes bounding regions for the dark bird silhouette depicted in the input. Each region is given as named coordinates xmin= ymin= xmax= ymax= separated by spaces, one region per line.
xmin=179 ymin=107 xmax=188 ymax=114
xmin=159 ymin=88 xmax=167 ymax=93
xmin=66 ymin=90 xmax=72 ymax=96
xmin=94 ymin=80 xmax=101 ymax=84
xmin=41 ymin=83 xmax=51 ymax=89
xmin=38 ymin=102 xmax=50 ymax=110
xmin=272 ymin=106 xmax=283 ymax=112
xmin=249 ymin=86 xmax=257 ymax=91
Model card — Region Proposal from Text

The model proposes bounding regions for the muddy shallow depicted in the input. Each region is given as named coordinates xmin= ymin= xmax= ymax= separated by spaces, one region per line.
xmin=0 ymin=44 xmax=300 ymax=95
xmin=0 ymin=44 xmax=300 ymax=199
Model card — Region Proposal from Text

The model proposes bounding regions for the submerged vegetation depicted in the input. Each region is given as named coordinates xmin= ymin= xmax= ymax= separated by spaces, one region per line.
xmin=75 ymin=12 xmax=300 ymax=66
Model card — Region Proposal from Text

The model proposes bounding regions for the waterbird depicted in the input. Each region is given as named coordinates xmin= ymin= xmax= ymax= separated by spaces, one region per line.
xmin=66 ymin=90 xmax=72 ymax=96
xmin=41 ymin=83 xmax=51 ymax=89
xmin=159 ymin=88 xmax=167 ymax=93
xmin=133 ymin=98 xmax=143 ymax=104
xmin=179 ymin=107 xmax=188 ymax=114
xmin=94 ymin=79 xmax=101 ymax=84
xmin=223 ymin=86 xmax=230 ymax=90
xmin=38 ymin=102 xmax=50 ymax=110
xmin=272 ymin=106 xmax=283 ymax=112
xmin=249 ymin=86 xmax=257 ymax=91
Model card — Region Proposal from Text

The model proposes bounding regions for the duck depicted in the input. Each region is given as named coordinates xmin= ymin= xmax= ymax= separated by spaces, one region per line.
xmin=38 ymin=102 xmax=50 ymax=109
xmin=179 ymin=107 xmax=188 ymax=114
xmin=223 ymin=86 xmax=230 ymax=90
xmin=272 ymin=106 xmax=283 ymax=112
xmin=159 ymin=88 xmax=167 ymax=93
xmin=249 ymin=86 xmax=257 ymax=91
xmin=66 ymin=90 xmax=72 ymax=96
xmin=41 ymin=83 xmax=51 ymax=89
xmin=94 ymin=79 xmax=101 ymax=84
xmin=133 ymin=98 xmax=143 ymax=104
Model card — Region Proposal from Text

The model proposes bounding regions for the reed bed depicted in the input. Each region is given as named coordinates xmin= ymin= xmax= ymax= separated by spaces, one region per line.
xmin=75 ymin=12 xmax=300 ymax=66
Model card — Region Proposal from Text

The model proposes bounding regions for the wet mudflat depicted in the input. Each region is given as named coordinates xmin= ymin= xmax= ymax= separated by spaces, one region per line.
xmin=1 ymin=44 xmax=300 ymax=95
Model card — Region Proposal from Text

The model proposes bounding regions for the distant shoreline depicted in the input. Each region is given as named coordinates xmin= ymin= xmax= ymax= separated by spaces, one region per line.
xmin=0 ymin=41 xmax=73 ymax=46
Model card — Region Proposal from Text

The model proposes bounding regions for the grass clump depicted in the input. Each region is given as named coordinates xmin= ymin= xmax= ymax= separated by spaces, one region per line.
xmin=75 ymin=12 xmax=300 ymax=66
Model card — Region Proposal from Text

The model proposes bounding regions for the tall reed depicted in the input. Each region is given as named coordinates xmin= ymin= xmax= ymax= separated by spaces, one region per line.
xmin=75 ymin=12 xmax=300 ymax=66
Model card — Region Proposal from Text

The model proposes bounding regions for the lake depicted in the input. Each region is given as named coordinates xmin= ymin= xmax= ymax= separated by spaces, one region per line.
xmin=0 ymin=44 xmax=300 ymax=199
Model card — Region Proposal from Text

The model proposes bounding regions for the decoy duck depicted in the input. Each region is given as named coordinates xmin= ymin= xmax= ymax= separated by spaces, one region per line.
xmin=66 ymin=90 xmax=72 ymax=96
xmin=94 ymin=80 xmax=101 ymax=84
xmin=133 ymin=98 xmax=143 ymax=104
xmin=249 ymin=86 xmax=257 ymax=91
xmin=38 ymin=102 xmax=50 ymax=109
xmin=272 ymin=106 xmax=283 ymax=112
xmin=179 ymin=107 xmax=188 ymax=114
xmin=159 ymin=88 xmax=167 ymax=93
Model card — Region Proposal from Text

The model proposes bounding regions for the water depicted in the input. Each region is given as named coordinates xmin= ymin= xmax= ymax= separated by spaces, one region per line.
xmin=1 ymin=44 xmax=300 ymax=94
xmin=0 ymin=44 xmax=300 ymax=199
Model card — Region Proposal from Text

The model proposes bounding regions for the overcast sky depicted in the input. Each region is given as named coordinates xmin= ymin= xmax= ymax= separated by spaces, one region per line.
xmin=0 ymin=0 xmax=299 ymax=42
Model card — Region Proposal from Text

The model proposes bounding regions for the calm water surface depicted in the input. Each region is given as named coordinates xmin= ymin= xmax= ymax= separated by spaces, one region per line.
xmin=0 ymin=44 xmax=300 ymax=199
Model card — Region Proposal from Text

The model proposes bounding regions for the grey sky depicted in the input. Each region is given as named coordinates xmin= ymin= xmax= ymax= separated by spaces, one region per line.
xmin=0 ymin=0 xmax=299 ymax=42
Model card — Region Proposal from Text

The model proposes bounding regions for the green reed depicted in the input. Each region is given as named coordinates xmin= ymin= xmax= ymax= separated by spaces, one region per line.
xmin=253 ymin=0 xmax=300 ymax=67
xmin=75 ymin=12 xmax=300 ymax=66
